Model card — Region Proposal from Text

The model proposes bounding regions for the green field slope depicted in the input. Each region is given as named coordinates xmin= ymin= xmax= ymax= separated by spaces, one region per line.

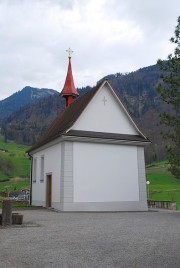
xmin=146 ymin=162 xmax=180 ymax=210
xmin=0 ymin=135 xmax=30 ymax=191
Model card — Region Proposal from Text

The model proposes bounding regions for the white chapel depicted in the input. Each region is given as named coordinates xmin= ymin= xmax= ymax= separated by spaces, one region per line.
xmin=28 ymin=50 xmax=150 ymax=211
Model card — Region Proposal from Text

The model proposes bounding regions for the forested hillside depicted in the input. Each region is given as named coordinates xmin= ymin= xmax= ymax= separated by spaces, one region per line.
xmin=103 ymin=64 xmax=160 ymax=116
xmin=0 ymin=86 xmax=58 ymax=119
xmin=0 ymin=64 xmax=167 ymax=163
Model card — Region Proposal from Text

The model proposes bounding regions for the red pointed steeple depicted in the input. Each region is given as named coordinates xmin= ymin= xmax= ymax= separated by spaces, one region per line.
xmin=60 ymin=48 xmax=79 ymax=108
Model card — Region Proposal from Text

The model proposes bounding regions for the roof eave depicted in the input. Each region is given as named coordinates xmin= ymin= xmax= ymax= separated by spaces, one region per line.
xmin=62 ymin=134 xmax=150 ymax=146
xmin=27 ymin=134 xmax=66 ymax=155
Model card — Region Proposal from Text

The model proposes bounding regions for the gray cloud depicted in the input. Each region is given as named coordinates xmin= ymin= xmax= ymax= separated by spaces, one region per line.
xmin=0 ymin=0 xmax=179 ymax=100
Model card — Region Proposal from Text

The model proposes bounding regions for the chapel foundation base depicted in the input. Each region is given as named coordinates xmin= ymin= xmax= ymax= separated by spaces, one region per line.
xmin=59 ymin=201 xmax=148 ymax=212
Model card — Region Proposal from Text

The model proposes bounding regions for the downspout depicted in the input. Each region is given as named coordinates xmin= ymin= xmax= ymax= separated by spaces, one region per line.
xmin=28 ymin=152 xmax=33 ymax=206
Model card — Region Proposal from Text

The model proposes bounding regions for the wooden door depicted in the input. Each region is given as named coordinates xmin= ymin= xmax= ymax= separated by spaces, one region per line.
xmin=47 ymin=175 xmax=52 ymax=207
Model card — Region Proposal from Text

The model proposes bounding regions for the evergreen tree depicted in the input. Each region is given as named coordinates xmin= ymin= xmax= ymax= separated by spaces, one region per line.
xmin=157 ymin=16 xmax=180 ymax=179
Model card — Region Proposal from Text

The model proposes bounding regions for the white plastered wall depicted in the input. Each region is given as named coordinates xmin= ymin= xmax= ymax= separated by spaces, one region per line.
xmin=72 ymin=84 xmax=137 ymax=135
xmin=31 ymin=143 xmax=61 ymax=207
xmin=73 ymin=142 xmax=139 ymax=203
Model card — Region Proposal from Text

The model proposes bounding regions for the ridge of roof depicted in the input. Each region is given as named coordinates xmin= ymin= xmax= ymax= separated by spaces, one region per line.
xmin=28 ymin=81 xmax=104 ymax=153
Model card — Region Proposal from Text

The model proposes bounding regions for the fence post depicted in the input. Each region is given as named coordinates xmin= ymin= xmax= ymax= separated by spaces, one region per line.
xmin=2 ymin=200 xmax=12 ymax=225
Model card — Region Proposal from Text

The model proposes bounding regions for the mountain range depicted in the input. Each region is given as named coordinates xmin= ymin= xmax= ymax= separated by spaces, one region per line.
xmin=0 ymin=86 xmax=58 ymax=119
xmin=0 ymin=64 xmax=168 ymax=163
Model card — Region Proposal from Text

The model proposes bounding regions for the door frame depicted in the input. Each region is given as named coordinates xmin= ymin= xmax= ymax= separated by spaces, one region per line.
xmin=46 ymin=173 xmax=52 ymax=208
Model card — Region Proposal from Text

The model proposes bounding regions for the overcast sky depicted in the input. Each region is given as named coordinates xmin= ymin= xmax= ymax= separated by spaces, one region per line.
xmin=0 ymin=0 xmax=179 ymax=100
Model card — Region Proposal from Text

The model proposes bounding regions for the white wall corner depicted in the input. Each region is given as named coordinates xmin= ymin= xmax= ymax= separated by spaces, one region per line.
xmin=137 ymin=146 xmax=148 ymax=202
xmin=60 ymin=141 xmax=74 ymax=209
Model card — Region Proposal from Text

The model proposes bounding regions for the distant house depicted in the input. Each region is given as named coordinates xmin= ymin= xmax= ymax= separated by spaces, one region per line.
xmin=28 ymin=51 xmax=150 ymax=211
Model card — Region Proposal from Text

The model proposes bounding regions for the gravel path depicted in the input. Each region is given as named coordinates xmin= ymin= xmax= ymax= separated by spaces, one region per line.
xmin=0 ymin=209 xmax=180 ymax=268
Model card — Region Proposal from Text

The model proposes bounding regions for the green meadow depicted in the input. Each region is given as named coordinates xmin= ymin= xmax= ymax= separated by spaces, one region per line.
xmin=0 ymin=135 xmax=30 ymax=192
xmin=146 ymin=161 xmax=180 ymax=210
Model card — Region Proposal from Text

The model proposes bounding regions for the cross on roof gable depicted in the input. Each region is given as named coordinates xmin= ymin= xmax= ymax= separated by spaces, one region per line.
xmin=101 ymin=80 xmax=147 ymax=139
xmin=28 ymin=80 xmax=149 ymax=153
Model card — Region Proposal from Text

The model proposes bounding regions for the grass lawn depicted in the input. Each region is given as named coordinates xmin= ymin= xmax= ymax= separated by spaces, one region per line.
xmin=0 ymin=135 xmax=30 ymax=191
xmin=0 ymin=200 xmax=32 ymax=208
xmin=146 ymin=161 xmax=180 ymax=210
xmin=0 ymin=178 xmax=30 ymax=192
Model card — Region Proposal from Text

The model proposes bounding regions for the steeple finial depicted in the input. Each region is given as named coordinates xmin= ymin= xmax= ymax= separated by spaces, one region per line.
xmin=66 ymin=48 xmax=73 ymax=58
xmin=60 ymin=48 xmax=79 ymax=108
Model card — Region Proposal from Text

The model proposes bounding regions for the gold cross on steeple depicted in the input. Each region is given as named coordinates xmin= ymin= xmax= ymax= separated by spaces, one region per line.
xmin=66 ymin=48 xmax=73 ymax=58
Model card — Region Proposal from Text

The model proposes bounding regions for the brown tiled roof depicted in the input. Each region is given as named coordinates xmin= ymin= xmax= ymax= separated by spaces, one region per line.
xmin=28 ymin=81 xmax=102 ymax=153
xmin=28 ymin=80 xmax=149 ymax=153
